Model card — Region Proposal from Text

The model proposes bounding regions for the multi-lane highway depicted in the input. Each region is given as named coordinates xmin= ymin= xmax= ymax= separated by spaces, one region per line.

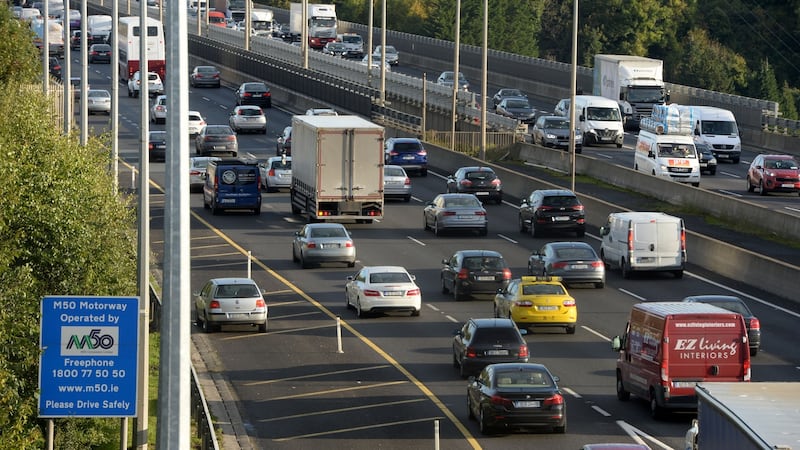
xmin=67 ymin=37 xmax=800 ymax=450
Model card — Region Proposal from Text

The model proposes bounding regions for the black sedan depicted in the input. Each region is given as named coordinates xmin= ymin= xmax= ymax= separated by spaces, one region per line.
xmin=322 ymin=42 xmax=348 ymax=57
xmin=446 ymin=166 xmax=503 ymax=204
xmin=452 ymin=318 xmax=528 ymax=378
xmin=696 ymin=142 xmax=717 ymax=175
xmin=682 ymin=295 xmax=761 ymax=356
xmin=88 ymin=44 xmax=111 ymax=64
xmin=495 ymin=97 xmax=536 ymax=123
xmin=441 ymin=250 xmax=511 ymax=301
xmin=467 ymin=363 xmax=566 ymax=435
xmin=234 ymin=81 xmax=271 ymax=108
xmin=527 ymin=241 xmax=605 ymax=288
xmin=148 ymin=131 xmax=167 ymax=162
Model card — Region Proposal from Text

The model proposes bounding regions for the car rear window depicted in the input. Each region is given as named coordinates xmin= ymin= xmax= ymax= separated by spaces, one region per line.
xmin=466 ymin=171 xmax=496 ymax=181
xmin=241 ymin=108 xmax=263 ymax=116
xmin=541 ymin=195 xmax=579 ymax=207
xmin=463 ymin=257 xmax=505 ymax=270
xmin=384 ymin=167 xmax=405 ymax=177
xmin=443 ymin=197 xmax=480 ymax=208
xmin=368 ymin=272 xmax=411 ymax=283
xmin=705 ymin=301 xmax=749 ymax=315
xmin=215 ymin=284 xmax=259 ymax=298
xmin=189 ymin=113 xmax=203 ymax=121
xmin=496 ymin=369 xmax=553 ymax=388
xmin=392 ymin=141 xmax=422 ymax=152
xmin=271 ymin=160 xmax=291 ymax=169
xmin=309 ymin=227 xmax=347 ymax=238
xmin=471 ymin=327 xmax=521 ymax=345
xmin=522 ymin=284 xmax=565 ymax=295
xmin=555 ymin=248 xmax=595 ymax=260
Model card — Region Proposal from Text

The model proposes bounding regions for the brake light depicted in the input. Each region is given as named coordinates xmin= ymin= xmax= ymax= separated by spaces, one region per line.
xmin=562 ymin=299 xmax=575 ymax=307
xmin=514 ymin=300 xmax=533 ymax=307
xmin=457 ymin=268 xmax=469 ymax=280
xmin=743 ymin=356 xmax=751 ymax=381
xmin=490 ymin=395 xmax=513 ymax=408
xmin=238 ymin=110 xmax=245 ymax=115
xmin=442 ymin=211 xmax=456 ymax=216
xmin=465 ymin=347 xmax=477 ymax=358
xmin=502 ymin=268 xmax=512 ymax=280
xmin=680 ymin=227 xmax=686 ymax=252
xmin=474 ymin=211 xmax=486 ymax=216
xmin=574 ymin=204 xmax=585 ymax=211
xmin=404 ymin=177 xmax=411 ymax=185
xmin=363 ymin=289 xmax=381 ymax=297
xmin=490 ymin=179 xmax=501 ymax=186
xmin=406 ymin=288 xmax=420 ymax=296
xmin=209 ymin=300 xmax=220 ymax=309
xmin=551 ymin=262 xmax=568 ymax=269
xmin=459 ymin=179 xmax=473 ymax=187
xmin=148 ymin=143 xmax=154 ymax=150
xmin=256 ymin=299 xmax=266 ymax=308
xmin=543 ymin=393 xmax=564 ymax=406
xmin=344 ymin=241 xmax=354 ymax=248
xmin=90 ymin=51 xmax=98 ymax=55
xmin=590 ymin=261 xmax=604 ymax=268
xmin=518 ymin=345 xmax=529 ymax=358
xmin=628 ymin=227 xmax=634 ymax=252
xmin=306 ymin=242 xmax=317 ymax=249
xmin=537 ymin=206 xmax=553 ymax=212
xmin=660 ymin=351 xmax=669 ymax=384
xmin=268 ymin=169 xmax=276 ymax=177
xmin=389 ymin=150 xmax=398 ymax=157
xmin=749 ymin=317 xmax=760 ymax=331
xmin=243 ymin=92 xmax=252 ymax=97
xmin=417 ymin=149 xmax=427 ymax=156
xmin=189 ymin=170 xmax=201 ymax=176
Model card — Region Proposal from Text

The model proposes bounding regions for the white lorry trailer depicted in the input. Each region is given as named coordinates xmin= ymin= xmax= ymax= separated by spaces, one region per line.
xmin=685 ymin=382 xmax=800 ymax=450
xmin=593 ymin=54 xmax=668 ymax=130
xmin=289 ymin=2 xmax=337 ymax=49
xmin=250 ymin=9 xmax=274 ymax=36
xmin=289 ymin=115 xmax=384 ymax=223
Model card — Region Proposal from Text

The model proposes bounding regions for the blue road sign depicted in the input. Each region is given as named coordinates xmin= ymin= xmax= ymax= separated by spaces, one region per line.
xmin=39 ymin=296 xmax=139 ymax=418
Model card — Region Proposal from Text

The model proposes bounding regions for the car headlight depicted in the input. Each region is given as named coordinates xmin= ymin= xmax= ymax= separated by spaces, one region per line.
xmin=710 ymin=157 xmax=717 ymax=164
xmin=545 ymin=133 xmax=556 ymax=139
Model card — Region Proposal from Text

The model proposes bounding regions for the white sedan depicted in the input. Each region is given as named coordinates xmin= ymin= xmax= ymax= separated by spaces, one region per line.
xmin=345 ymin=266 xmax=421 ymax=318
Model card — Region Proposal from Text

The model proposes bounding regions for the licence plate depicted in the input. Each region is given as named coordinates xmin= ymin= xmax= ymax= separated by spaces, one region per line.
xmin=476 ymin=276 xmax=495 ymax=281
xmin=673 ymin=381 xmax=697 ymax=388
xmin=253 ymin=94 xmax=262 ymax=97
xmin=214 ymin=145 xmax=226 ymax=150
xmin=538 ymin=305 xmax=558 ymax=311
xmin=457 ymin=215 xmax=472 ymax=220
xmin=220 ymin=199 xmax=235 ymax=203
xmin=637 ymin=257 xmax=655 ymax=263
xmin=403 ymin=155 xmax=415 ymax=160
xmin=383 ymin=291 xmax=403 ymax=296
xmin=513 ymin=401 xmax=540 ymax=408
xmin=700 ymin=163 xmax=708 ymax=167
xmin=782 ymin=183 xmax=796 ymax=188
xmin=554 ymin=216 xmax=570 ymax=221
xmin=476 ymin=191 xmax=489 ymax=195
xmin=570 ymin=264 xmax=588 ymax=270
xmin=485 ymin=350 xmax=509 ymax=356
xmin=226 ymin=313 xmax=247 ymax=319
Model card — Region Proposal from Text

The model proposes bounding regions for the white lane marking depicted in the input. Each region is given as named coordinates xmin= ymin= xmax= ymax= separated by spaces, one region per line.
xmin=501 ymin=199 xmax=519 ymax=209
xmin=497 ymin=234 xmax=518 ymax=244
xmin=718 ymin=189 xmax=743 ymax=197
xmin=407 ymin=236 xmax=426 ymax=246
xmin=592 ymin=405 xmax=612 ymax=417
xmin=410 ymin=195 xmax=424 ymax=202
xmin=426 ymin=304 xmax=440 ymax=312
xmin=785 ymin=206 xmax=800 ymax=214
xmin=218 ymin=104 xmax=227 ymax=110
xmin=720 ymin=170 xmax=740 ymax=178
xmin=595 ymin=153 xmax=615 ymax=159
xmin=444 ymin=315 xmax=459 ymax=323
xmin=562 ymin=387 xmax=581 ymax=398
xmin=687 ymin=271 xmax=800 ymax=318
xmin=619 ymin=288 xmax=647 ymax=301
xmin=617 ymin=420 xmax=675 ymax=450
xmin=581 ymin=325 xmax=612 ymax=342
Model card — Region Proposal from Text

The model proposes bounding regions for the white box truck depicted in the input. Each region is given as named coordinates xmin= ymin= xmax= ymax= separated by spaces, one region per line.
xmin=690 ymin=106 xmax=742 ymax=164
xmin=635 ymin=105 xmax=701 ymax=187
xmin=86 ymin=15 xmax=112 ymax=44
xmin=250 ymin=9 xmax=274 ymax=36
xmin=593 ymin=54 xmax=668 ymax=130
xmin=289 ymin=115 xmax=384 ymax=223
xmin=599 ymin=211 xmax=686 ymax=278
xmin=573 ymin=95 xmax=624 ymax=148
xmin=290 ymin=2 xmax=337 ymax=49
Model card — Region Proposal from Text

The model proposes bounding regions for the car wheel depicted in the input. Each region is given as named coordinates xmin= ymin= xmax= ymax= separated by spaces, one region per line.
xmin=420 ymin=169 xmax=427 ymax=177
xmin=356 ymin=298 xmax=366 ymax=318
xmin=566 ymin=325 xmax=576 ymax=334
xmin=345 ymin=291 xmax=352 ymax=309
xmin=576 ymin=228 xmax=585 ymax=238
xmin=257 ymin=321 xmax=267 ymax=333
xmin=262 ymin=128 xmax=267 ymax=135
xmin=403 ymin=195 xmax=411 ymax=203
xmin=433 ymin=219 xmax=442 ymax=236
xmin=746 ymin=177 xmax=755 ymax=192
xmin=493 ymin=304 xmax=500 ymax=318
xmin=673 ymin=270 xmax=684 ymax=279
xmin=202 ymin=312 xmax=214 ymax=333
xmin=423 ymin=214 xmax=429 ymax=231
xmin=750 ymin=347 xmax=758 ymax=357
xmin=530 ymin=220 xmax=539 ymax=238
xmin=595 ymin=281 xmax=604 ymax=289
xmin=709 ymin=168 xmax=716 ymax=175
xmin=467 ymin=396 xmax=475 ymax=420
xmin=211 ymin=200 xmax=220 ymax=216
xmin=759 ymin=180 xmax=768 ymax=196
xmin=300 ymin=252 xmax=311 ymax=269
xmin=347 ymin=260 xmax=355 ymax=268
xmin=292 ymin=246 xmax=299 ymax=262
xmin=733 ymin=157 xmax=740 ymax=164
xmin=452 ymin=350 xmax=460 ymax=368
xmin=518 ymin=215 xmax=526 ymax=233
xmin=264 ymin=181 xmax=274 ymax=193
xmin=479 ymin=226 xmax=488 ymax=236
xmin=650 ymin=389 xmax=665 ymax=420
xmin=410 ymin=309 xmax=420 ymax=317
xmin=553 ymin=419 xmax=566 ymax=434
xmin=453 ymin=284 xmax=464 ymax=302
xmin=478 ymin=408 xmax=493 ymax=435
xmin=621 ymin=258 xmax=631 ymax=279
xmin=616 ymin=372 xmax=630 ymax=401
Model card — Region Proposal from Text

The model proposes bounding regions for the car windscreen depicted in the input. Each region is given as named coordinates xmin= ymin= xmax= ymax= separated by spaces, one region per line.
xmin=545 ymin=119 xmax=569 ymax=129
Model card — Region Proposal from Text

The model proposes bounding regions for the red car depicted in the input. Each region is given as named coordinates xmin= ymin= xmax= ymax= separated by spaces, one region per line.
xmin=746 ymin=154 xmax=800 ymax=195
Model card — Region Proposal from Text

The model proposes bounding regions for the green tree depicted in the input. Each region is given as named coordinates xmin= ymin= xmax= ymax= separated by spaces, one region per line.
xmin=752 ymin=59 xmax=780 ymax=102
xmin=672 ymin=28 xmax=748 ymax=94
xmin=0 ymin=6 xmax=40 ymax=84
xmin=780 ymin=82 xmax=799 ymax=120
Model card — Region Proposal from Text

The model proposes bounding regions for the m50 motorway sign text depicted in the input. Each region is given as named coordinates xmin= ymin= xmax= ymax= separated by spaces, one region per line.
xmin=39 ymin=296 xmax=139 ymax=418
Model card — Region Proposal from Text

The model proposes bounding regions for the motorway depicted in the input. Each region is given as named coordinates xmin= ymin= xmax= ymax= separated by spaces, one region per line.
xmin=67 ymin=40 xmax=800 ymax=449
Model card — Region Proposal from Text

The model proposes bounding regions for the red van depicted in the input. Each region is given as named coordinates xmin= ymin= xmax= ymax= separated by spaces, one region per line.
xmin=612 ymin=302 xmax=750 ymax=419
xmin=207 ymin=11 xmax=226 ymax=27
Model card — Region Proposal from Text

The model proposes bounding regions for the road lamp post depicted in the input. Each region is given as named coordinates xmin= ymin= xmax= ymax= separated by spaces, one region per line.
xmin=450 ymin=0 xmax=461 ymax=151
xmin=569 ymin=0 xmax=578 ymax=192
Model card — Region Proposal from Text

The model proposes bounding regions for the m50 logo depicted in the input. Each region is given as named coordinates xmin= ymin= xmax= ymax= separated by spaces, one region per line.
xmin=60 ymin=327 xmax=119 ymax=356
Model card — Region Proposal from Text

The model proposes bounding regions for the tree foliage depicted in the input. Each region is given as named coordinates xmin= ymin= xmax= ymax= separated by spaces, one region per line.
xmin=0 ymin=6 xmax=40 ymax=84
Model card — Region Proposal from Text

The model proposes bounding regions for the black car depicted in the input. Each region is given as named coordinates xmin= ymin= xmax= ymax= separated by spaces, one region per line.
xmin=148 ymin=131 xmax=167 ymax=162
xmin=467 ymin=363 xmax=566 ymax=435
xmin=452 ymin=318 xmax=528 ymax=378
xmin=682 ymin=295 xmax=761 ymax=356
xmin=446 ymin=166 xmax=503 ymax=204
xmin=234 ymin=82 xmax=271 ymax=108
xmin=696 ymin=142 xmax=718 ymax=175
xmin=88 ymin=44 xmax=111 ymax=64
xmin=518 ymin=189 xmax=585 ymax=238
xmin=48 ymin=57 xmax=61 ymax=79
xmin=441 ymin=250 xmax=511 ymax=301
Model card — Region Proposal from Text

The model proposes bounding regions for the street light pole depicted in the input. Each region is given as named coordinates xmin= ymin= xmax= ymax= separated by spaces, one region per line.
xmin=450 ymin=0 xmax=461 ymax=151
xmin=479 ymin=0 xmax=488 ymax=160
xmin=569 ymin=0 xmax=578 ymax=192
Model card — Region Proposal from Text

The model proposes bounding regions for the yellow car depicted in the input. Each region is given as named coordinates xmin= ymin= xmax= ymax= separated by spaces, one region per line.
xmin=493 ymin=276 xmax=577 ymax=334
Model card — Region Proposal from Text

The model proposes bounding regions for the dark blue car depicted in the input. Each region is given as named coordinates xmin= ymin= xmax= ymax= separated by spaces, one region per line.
xmin=384 ymin=137 xmax=427 ymax=176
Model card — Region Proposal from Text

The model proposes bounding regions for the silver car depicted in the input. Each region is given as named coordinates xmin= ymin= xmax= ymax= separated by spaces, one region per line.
xmin=258 ymin=156 xmax=291 ymax=192
xmin=531 ymin=115 xmax=582 ymax=151
xmin=527 ymin=241 xmax=605 ymax=288
xmin=193 ymin=277 xmax=268 ymax=333
xmin=423 ymin=193 xmax=487 ymax=236
xmin=384 ymin=165 xmax=411 ymax=202
xmin=229 ymin=105 xmax=267 ymax=134
xmin=292 ymin=223 xmax=356 ymax=269
xmin=86 ymin=89 xmax=110 ymax=115
xmin=189 ymin=156 xmax=220 ymax=192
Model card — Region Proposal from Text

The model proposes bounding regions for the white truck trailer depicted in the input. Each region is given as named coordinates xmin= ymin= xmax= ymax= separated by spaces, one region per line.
xmin=593 ymin=54 xmax=668 ymax=130
xmin=250 ymin=9 xmax=274 ymax=36
xmin=290 ymin=115 xmax=384 ymax=223
xmin=685 ymin=382 xmax=800 ymax=450
xmin=289 ymin=2 xmax=337 ymax=49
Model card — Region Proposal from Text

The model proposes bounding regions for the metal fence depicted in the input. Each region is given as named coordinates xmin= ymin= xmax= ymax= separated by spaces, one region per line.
xmin=22 ymin=80 xmax=66 ymax=129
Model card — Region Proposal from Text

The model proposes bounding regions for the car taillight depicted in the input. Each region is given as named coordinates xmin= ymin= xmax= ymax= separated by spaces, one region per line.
xmin=389 ymin=150 xmax=399 ymax=157
xmin=743 ymin=356 xmax=751 ymax=381
xmin=90 ymin=51 xmax=98 ymax=55
xmin=226 ymin=135 xmax=236 ymax=141
xmin=552 ymin=262 xmax=568 ymax=269
xmin=591 ymin=261 xmax=604 ymax=268
xmin=573 ymin=204 xmax=585 ymax=211
xmin=363 ymin=289 xmax=381 ymax=296
xmin=563 ymin=299 xmax=576 ymax=307
xmin=344 ymin=241 xmax=354 ymax=248
xmin=189 ymin=170 xmax=201 ymax=176
xmin=460 ymin=179 xmax=473 ymax=186
xmin=148 ymin=143 xmax=154 ymax=150
xmin=490 ymin=179 xmax=501 ymax=186
xmin=255 ymin=299 xmax=266 ymax=308
xmin=543 ymin=393 xmax=564 ymax=407
xmin=518 ymin=345 xmax=529 ymax=358
xmin=268 ymin=169 xmax=276 ymax=176
xmin=490 ymin=395 xmax=513 ymax=408
xmin=306 ymin=242 xmax=317 ymax=249
xmin=238 ymin=110 xmax=245 ymax=115
xmin=406 ymin=288 xmax=420 ymax=296
xmin=628 ymin=227 xmax=635 ymax=252
xmin=209 ymin=300 xmax=220 ymax=309
xmin=537 ymin=206 xmax=553 ymax=212
xmin=749 ymin=317 xmax=760 ymax=330
xmin=265 ymin=92 xmax=271 ymax=97
xmin=457 ymin=268 xmax=469 ymax=280
xmin=404 ymin=177 xmax=411 ymax=185
xmin=442 ymin=211 xmax=456 ymax=216
xmin=243 ymin=92 xmax=252 ymax=97
xmin=417 ymin=149 xmax=427 ymax=156
xmin=501 ymin=268 xmax=512 ymax=280
xmin=465 ymin=347 xmax=477 ymax=358
xmin=474 ymin=211 xmax=486 ymax=216
xmin=514 ymin=300 xmax=533 ymax=307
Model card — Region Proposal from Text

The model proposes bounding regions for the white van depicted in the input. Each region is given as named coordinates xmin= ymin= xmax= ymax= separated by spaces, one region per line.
xmin=690 ymin=106 xmax=741 ymax=163
xmin=573 ymin=95 xmax=624 ymax=148
xmin=634 ymin=129 xmax=701 ymax=187
xmin=599 ymin=212 xmax=686 ymax=279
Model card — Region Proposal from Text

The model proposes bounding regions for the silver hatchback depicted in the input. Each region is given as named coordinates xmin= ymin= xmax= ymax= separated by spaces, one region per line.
xmin=193 ymin=277 xmax=268 ymax=333
xmin=259 ymin=156 xmax=292 ymax=192
xmin=383 ymin=165 xmax=411 ymax=202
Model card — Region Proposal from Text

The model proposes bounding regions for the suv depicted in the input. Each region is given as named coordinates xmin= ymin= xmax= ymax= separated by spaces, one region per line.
xmin=202 ymin=158 xmax=262 ymax=215
xmin=452 ymin=318 xmax=529 ymax=378
xmin=150 ymin=95 xmax=167 ymax=124
xmin=518 ymin=189 xmax=585 ymax=237
xmin=441 ymin=250 xmax=511 ymax=301
xmin=746 ymin=154 xmax=800 ymax=196
xmin=127 ymin=71 xmax=164 ymax=98
xmin=384 ymin=137 xmax=427 ymax=176
xmin=338 ymin=33 xmax=364 ymax=58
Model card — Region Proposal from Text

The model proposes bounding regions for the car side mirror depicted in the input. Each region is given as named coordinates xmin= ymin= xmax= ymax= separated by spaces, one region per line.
xmin=552 ymin=375 xmax=560 ymax=383
xmin=600 ymin=226 xmax=608 ymax=236
xmin=467 ymin=376 xmax=477 ymax=383
xmin=442 ymin=259 xmax=449 ymax=265
xmin=410 ymin=274 xmax=416 ymax=281
xmin=579 ymin=114 xmax=585 ymax=122
xmin=648 ymin=150 xmax=655 ymax=158
xmin=611 ymin=335 xmax=622 ymax=352
xmin=453 ymin=329 xmax=463 ymax=337
xmin=496 ymin=288 xmax=505 ymax=295
xmin=694 ymin=128 xmax=700 ymax=136
xmin=294 ymin=231 xmax=300 ymax=236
